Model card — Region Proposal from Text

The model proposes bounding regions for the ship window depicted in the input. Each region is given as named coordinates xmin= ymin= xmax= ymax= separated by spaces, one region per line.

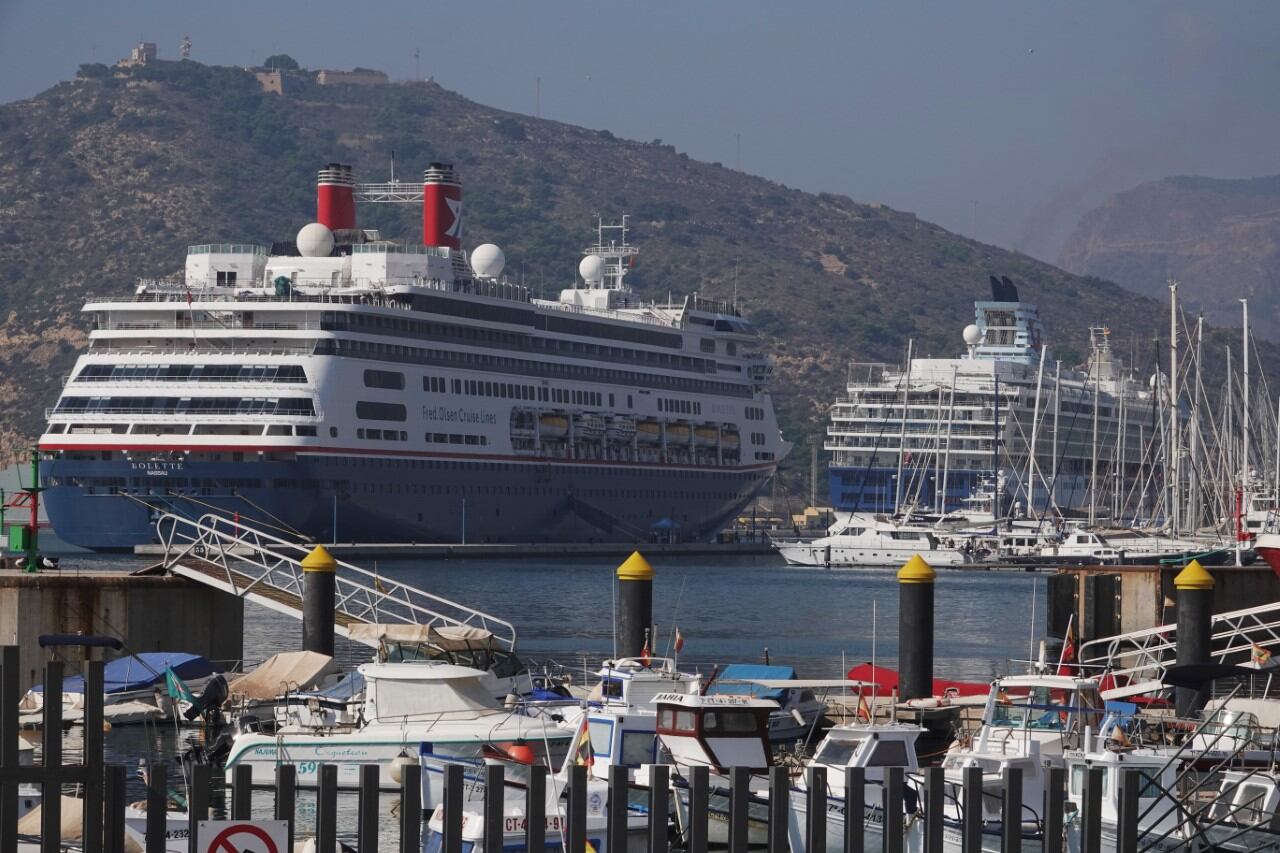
xmin=216 ymin=271 xmax=237 ymax=286
xmin=363 ymin=369 xmax=404 ymax=390
xmin=700 ymin=339 xmax=715 ymax=353
xmin=266 ymin=425 xmax=292 ymax=436
xmin=620 ymin=732 xmax=654 ymax=766
xmin=297 ymin=426 xmax=317 ymax=437
xmin=356 ymin=401 xmax=407 ymax=422
xmin=329 ymin=427 xmax=338 ymax=437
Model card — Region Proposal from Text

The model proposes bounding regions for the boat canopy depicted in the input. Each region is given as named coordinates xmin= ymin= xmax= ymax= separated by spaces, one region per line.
xmin=706 ymin=664 xmax=798 ymax=700
xmin=347 ymin=623 xmax=498 ymax=650
xmin=228 ymin=651 xmax=337 ymax=701
xmin=35 ymin=652 xmax=219 ymax=695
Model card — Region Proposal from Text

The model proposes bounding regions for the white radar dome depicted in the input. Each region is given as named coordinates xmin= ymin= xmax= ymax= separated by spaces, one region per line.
xmin=296 ymin=222 xmax=335 ymax=258
xmin=579 ymin=254 xmax=606 ymax=285
xmin=470 ymin=243 xmax=506 ymax=279
xmin=962 ymin=324 xmax=982 ymax=346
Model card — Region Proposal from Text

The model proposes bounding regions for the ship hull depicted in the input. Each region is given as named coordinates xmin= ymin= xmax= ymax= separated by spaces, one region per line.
xmin=43 ymin=453 xmax=772 ymax=550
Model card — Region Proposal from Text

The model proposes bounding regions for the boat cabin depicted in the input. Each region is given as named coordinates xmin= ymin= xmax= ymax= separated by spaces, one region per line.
xmin=346 ymin=624 xmax=528 ymax=698
xmin=977 ymin=674 xmax=1104 ymax=752
xmin=809 ymin=723 xmax=922 ymax=788
xmin=591 ymin=657 xmax=700 ymax=709
xmin=653 ymin=692 xmax=775 ymax=771
xmin=1065 ymin=721 xmax=1181 ymax=839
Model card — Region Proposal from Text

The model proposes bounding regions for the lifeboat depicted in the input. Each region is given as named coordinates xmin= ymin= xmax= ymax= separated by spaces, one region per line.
xmin=538 ymin=414 xmax=569 ymax=438
xmin=693 ymin=425 xmax=719 ymax=448
xmin=665 ymin=423 xmax=692 ymax=445
xmin=636 ymin=420 xmax=661 ymax=444
xmin=607 ymin=416 xmax=636 ymax=443
xmin=574 ymin=413 xmax=606 ymax=439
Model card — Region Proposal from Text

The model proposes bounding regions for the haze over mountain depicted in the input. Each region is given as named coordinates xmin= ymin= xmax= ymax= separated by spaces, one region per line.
xmin=0 ymin=58 xmax=1269 ymax=494
xmin=1060 ymin=175 xmax=1280 ymax=337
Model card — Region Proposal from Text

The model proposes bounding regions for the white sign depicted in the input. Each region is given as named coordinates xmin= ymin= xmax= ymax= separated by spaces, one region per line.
xmin=197 ymin=820 xmax=289 ymax=853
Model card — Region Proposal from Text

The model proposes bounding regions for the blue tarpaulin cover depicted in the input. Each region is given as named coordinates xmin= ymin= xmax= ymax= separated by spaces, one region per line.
xmin=705 ymin=664 xmax=797 ymax=700
xmin=34 ymin=652 xmax=219 ymax=695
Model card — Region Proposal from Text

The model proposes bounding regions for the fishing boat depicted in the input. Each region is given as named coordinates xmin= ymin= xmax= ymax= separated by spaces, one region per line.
xmin=704 ymin=664 xmax=828 ymax=742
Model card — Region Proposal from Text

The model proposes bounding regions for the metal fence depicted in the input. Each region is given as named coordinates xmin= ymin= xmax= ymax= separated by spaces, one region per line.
xmin=3 ymin=649 xmax=1149 ymax=853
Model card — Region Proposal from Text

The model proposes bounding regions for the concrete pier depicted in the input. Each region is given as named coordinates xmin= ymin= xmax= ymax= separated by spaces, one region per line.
xmin=1047 ymin=564 xmax=1280 ymax=648
xmin=0 ymin=570 xmax=243 ymax=691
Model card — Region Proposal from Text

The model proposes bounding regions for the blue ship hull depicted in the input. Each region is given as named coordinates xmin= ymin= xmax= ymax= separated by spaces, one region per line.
xmin=42 ymin=454 xmax=771 ymax=550
xmin=828 ymin=467 xmax=989 ymax=514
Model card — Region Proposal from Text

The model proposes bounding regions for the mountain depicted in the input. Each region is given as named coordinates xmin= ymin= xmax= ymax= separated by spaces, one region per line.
xmin=0 ymin=59 xmax=1264 ymax=496
xmin=1059 ymin=175 xmax=1280 ymax=335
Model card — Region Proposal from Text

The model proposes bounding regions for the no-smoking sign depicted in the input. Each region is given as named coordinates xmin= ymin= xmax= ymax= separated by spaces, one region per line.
xmin=197 ymin=820 xmax=289 ymax=853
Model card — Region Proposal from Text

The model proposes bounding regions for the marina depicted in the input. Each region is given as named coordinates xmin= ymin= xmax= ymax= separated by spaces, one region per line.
xmin=5 ymin=19 xmax=1280 ymax=852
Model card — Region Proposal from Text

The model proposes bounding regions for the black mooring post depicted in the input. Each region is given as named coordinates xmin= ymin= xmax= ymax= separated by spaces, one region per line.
xmin=359 ymin=764 xmax=381 ymax=853
xmin=301 ymin=545 xmax=338 ymax=656
xmin=898 ymin=555 xmax=936 ymax=701
xmin=274 ymin=764 xmax=296 ymax=853
xmin=1002 ymin=766 xmax=1023 ymax=853
xmin=399 ymin=763 xmax=422 ymax=853
xmin=0 ymin=646 xmax=17 ymax=853
xmin=42 ymin=660 xmax=64 ymax=853
xmin=146 ymin=761 xmax=168 ymax=853
xmin=523 ymin=765 xmax=544 ymax=853
xmin=767 ymin=766 xmax=788 ymax=853
xmin=83 ymin=661 xmax=105 ymax=853
xmin=616 ymin=551 xmax=655 ymax=659
xmin=1174 ymin=560 xmax=1214 ymax=718
xmin=189 ymin=764 xmax=211 ymax=853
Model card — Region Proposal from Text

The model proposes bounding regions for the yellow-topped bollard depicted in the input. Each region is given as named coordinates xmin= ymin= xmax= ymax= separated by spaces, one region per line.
xmin=616 ymin=551 xmax=654 ymax=660
xmin=1174 ymin=559 xmax=1214 ymax=717
xmin=1173 ymin=559 xmax=1214 ymax=590
xmin=898 ymin=554 xmax=936 ymax=701
xmin=897 ymin=554 xmax=937 ymax=584
xmin=616 ymin=551 xmax=655 ymax=582
xmin=301 ymin=545 xmax=337 ymax=572
xmin=302 ymin=545 xmax=338 ymax=656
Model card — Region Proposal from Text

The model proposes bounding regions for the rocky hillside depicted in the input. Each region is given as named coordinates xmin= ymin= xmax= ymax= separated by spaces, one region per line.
xmin=1059 ymin=175 xmax=1280 ymax=335
xmin=0 ymin=59 xmax=1261 ymax=494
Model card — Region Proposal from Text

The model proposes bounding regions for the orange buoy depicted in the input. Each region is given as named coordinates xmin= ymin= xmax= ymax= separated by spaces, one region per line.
xmin=506 ymin=739 xmax=536 ymax=765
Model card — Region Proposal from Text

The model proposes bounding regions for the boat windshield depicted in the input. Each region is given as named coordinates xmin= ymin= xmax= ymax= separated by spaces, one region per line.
xmin=992 ymin=687 xmax=1082 ymax=731
xmin=814 ymin=737 xmax=862 ymax=767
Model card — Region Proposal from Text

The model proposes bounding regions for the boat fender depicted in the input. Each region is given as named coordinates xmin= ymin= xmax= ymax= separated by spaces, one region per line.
xmin=506 ymin=739 xmax=536 ymax=765
xmin=389 ymin=751 xmax=416 ymax=784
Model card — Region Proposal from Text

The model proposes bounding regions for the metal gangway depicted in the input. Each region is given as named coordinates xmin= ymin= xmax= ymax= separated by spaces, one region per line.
xmin=150 ymin=511 xmax=516 ymax=650
xmin=1078 ymin=599 xmax=1280 ymax=698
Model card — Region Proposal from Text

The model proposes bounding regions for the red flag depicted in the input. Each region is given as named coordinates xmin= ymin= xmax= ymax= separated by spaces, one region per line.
xmin=674 ymin=628 xmax=685 ymax=654
xmin=1057 ymin=623 xmax=1076 ymax=677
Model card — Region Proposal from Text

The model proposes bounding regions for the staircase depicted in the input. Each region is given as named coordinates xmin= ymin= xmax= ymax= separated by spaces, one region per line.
xmin=1078 ymin=600 xmax=1280 ymax=698
xmin=149 ymin=511 xmax=516 ymax=650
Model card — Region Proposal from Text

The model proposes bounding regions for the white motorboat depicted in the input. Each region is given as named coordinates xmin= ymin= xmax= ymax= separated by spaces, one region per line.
xmin=703 ymin=664 xmax=828 ymax=742
xmin=224 ymin=660 xmax=574 ymax=794
xmin=774 ymin=514 xmax=976 ymax=567
xmin=786 ymin=722 xmax=924 ymax=853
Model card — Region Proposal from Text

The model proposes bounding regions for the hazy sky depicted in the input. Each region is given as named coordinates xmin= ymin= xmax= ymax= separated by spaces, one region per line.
xmin=2 ymin=1 xmax=1277 ymax=261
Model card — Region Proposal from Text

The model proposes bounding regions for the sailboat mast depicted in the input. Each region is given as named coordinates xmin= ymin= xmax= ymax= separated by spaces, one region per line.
xmin=1240 ymin=298 xmax=1250 ymax=565
xmin=894 ymin=339 xmax=913 ymax=513
xmin=1028 ymin=345 xmax=1047 ymax=517
xmin=1089 ymin=347 xmax=1100 ymax=529
xmin=941 ymin=366 xmax=957 ymax=515
xmin=1169 ymin=280 xmax=1180 ymax=536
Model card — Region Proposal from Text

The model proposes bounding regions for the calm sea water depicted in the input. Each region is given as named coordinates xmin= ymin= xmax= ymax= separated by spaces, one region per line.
xmin=69 ymin=551 xmax=1049 ymax=694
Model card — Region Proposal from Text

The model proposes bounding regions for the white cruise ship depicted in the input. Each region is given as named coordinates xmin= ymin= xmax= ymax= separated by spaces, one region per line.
xmin=38 ymin=162 xmax=787 ymax=549
xmin=824 ymin=277 xmax=1161 ymax=521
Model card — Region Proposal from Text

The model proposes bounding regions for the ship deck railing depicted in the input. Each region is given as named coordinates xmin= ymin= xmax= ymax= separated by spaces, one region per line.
xmin=46 ymin=405 xmax=324 ymax=420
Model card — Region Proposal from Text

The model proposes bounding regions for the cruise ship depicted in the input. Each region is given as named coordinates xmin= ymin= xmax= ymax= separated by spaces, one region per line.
xmin=824 ymin=278 xmax=1161 ymax=521
xmin=38 ymin=162 xmax=787 ymax=550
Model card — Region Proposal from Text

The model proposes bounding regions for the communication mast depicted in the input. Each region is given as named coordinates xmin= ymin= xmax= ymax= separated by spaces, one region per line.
xmin=180 ymin=35 xmax=192 ymax=59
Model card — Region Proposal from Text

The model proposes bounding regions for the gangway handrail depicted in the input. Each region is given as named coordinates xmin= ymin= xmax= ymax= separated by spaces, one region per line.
xmin=1079 ymin=598 xmax=1280 ymax=687
xmin=153 ymin=510 xmax=517 ymax=651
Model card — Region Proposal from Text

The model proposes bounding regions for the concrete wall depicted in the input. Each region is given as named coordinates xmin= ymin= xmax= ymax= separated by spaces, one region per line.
xmin=0 ymin=571 xmax=243 ymax=691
